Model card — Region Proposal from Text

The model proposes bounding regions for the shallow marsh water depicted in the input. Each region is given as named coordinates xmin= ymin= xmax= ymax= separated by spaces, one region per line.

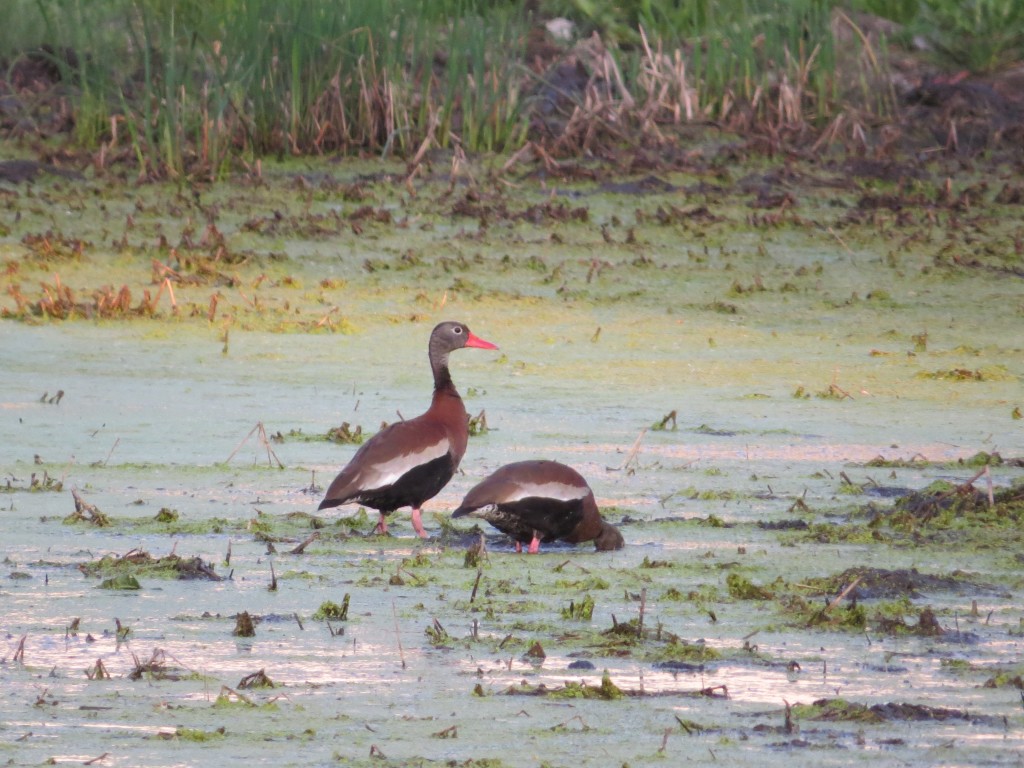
xmin=1 ymin=156 xmax=1023 ymax=766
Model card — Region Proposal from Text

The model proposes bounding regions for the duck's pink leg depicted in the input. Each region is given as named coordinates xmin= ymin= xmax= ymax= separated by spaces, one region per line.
xmin=410 ymin=506 xmax=428 ymax=539
xmin=374 ymin=513 xmax=389 ymax=535
xmin=527 ymin=534 xmax=541 ymax=554
xmin=515 ymin=541 xmax=523 ymax=553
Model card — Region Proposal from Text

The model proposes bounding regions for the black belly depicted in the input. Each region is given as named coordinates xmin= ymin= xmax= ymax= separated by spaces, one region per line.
xmin=358 ymin=454 xmax=455 ymax=514
xmin=484 ymin=497 xmax=584 ymax=543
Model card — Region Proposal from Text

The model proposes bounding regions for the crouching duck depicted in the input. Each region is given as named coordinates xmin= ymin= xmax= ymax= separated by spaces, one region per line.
xmin=453 ymin=460 xmax=623 ymax=553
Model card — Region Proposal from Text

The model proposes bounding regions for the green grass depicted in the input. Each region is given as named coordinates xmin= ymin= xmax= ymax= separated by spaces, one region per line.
xmin=1 ymin=0 xmax=532 ymax=177
xmin=914 ymin=0 xmax=1024 ymax=73
xmin=2 ymin=0 xmax=1020 ymax=176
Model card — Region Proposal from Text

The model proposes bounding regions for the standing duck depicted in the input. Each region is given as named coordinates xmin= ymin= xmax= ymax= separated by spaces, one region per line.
xmin=318 ymin=321 xmax=498 ymax=538
xmin=452 ymin=460 xmax=623 ymax=553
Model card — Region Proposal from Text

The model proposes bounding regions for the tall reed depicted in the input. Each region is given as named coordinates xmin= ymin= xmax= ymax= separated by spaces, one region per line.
xmin=4 ymin=0 xmax=532 ymax=177
xmin=1 ymin=0 xmax=955 ymax=174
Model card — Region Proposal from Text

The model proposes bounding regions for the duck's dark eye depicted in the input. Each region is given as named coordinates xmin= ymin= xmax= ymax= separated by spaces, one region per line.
xmin=453 ymin=326 xmax=463 ymax=334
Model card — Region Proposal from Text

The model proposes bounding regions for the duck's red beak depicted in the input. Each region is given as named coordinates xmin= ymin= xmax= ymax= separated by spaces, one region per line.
xmin=466 ymin=332 xmax=498 ymax=350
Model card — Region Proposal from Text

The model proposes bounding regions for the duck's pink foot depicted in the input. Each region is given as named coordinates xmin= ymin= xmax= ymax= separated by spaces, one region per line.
xmin=515 ymin=541 xmax=523 ymax=554
xmin=374 ymin=514 xmax=389 ymax=535
xmin=411 ymin=507 xmax=428 ymax=539
xmin=527 ymin=534 xmax=541 ymax=554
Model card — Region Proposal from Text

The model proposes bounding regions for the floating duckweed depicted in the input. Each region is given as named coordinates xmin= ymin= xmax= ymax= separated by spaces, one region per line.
xmin=99 ymin=574 xmax=141 ymax=590
xmin=174 ymin=727 xmax=226 ymax=742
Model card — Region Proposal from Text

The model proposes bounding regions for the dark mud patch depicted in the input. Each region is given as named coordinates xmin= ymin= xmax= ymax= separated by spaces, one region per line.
xmin=807 ymin=567 xmax=1000 ymax=600
xmin=862 ymin=485 xmax=915 ymax=499
xmin=450 ymin=195 xmax=589 ymax=226
xmin=758 ymin=518 xmax=810 ymax=531
xmin=800 ymin=472 xmax=1024 ymax=548
xmin=793 ymin=698 xmax=1002 ymax=727
xmin=866 ymin=477 xmax=1024 ymax=539
xmin=902 ymin=74 xmax=1024 ymax=157
xmin=0 ymin=159 xmax=82 ymax=183
xmin=599 ymin=175 xmax=677 ymax=195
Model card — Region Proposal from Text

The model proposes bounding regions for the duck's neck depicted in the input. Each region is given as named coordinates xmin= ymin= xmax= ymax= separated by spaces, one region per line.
xmin=431 ymin=353 xmax=457 ymax=395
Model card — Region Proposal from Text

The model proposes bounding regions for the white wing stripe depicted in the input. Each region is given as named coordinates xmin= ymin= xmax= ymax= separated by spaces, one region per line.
xmin=363 ymin=441 xmax=450 ymax=490
xmin=502 ymin=480 xmax=586 ymax=503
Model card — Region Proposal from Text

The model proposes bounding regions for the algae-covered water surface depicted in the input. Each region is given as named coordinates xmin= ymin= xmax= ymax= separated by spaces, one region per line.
xmin=2 ymin=155 xmax=1023 ymax=767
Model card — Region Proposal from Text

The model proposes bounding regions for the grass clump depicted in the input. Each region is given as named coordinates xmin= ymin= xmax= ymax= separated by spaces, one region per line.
xmin=312 ymin=594 xmax=350 ymax=621
xmin=914 ymin=0 xmax=1024 ymax=74
xmin=788 ymin=594 xmax=869 ymax=631
xmin=726 ymin=573 xmax=773 ymax=600
xmin=982 ymin=669 xmax=1024 ymax=689
xmin=425 ymin=618 xmax=453 ymax=648
xmin=154 ymin=508 xmax=179 ymax=523
xmin=511 ymin=671 xmax=625 ymax=700
xmin=2 ymin=471 xmax=63 ymax=494
xmin=561 ymin=594 xmax=595 ymax=620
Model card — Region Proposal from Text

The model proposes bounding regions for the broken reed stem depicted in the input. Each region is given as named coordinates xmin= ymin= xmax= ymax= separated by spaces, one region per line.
xmin=829 ymin=382 xmax=854 ymax=400
xmin=257 ymin=422 xmax=284 ymax=468
xmin=611 ymin=428 xmax=647 ymax=471
xmin=659 ymin=727 xmax=671 ymax=753
xmin=825 ymin=576 xmax=862 ymax=612
xmin=101 ymin=437 xmax=120 ymax=466
xmin=392 ymin=601 xmax=406 ymax=669
xmin=88 ymin=658 xmax=110 ymax=680
xmin=638 ymin=587 xmax=647 ymax=638
xmin=469 ymin=567 xmax=483 ymax=603
xmin=826 ymin=226 xmax=853 ymax=254
xmin=224 ymin=422 xmax=284 ymax=468
xmin=224 ymin=423 xmax=261 ymax=465
xmin=268 ymin=560 xmax=277 ymax=591
xmin=13 ymin=634 xmax=27 ymax=662
xmin=289 ymin=531 xmax=319 ymax=555
xmin=924 ymin=465 xmax=990 ymax=515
